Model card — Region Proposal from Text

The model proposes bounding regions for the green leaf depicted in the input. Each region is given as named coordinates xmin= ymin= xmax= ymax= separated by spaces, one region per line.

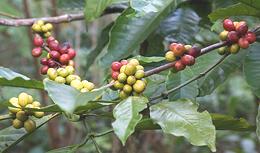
xmin=208 ymin=3 xmax=260 ymax=21
xmin=101 ymin=0 xmax=186 ymax=66
xmin=57 ymin=0 xmax=85 ymax=10
xmin=257 ymin=105 xmax=260 ymax=140
xmin=166 ymin=69 xmax=198 ymax=100
xmin=112 ymin=96 xmax=148 ymax=145
xmin=84 ymin=0 xmax=112 ymax=22
xmin=199 ymin=51 xmax=247 ymax=96
xmin=132 ymin=55 xmax=165 ymax=63
xmin=0 ymin=67 xmax=43 ymax=89
xmin=44 ymin=80 xmax=104 ymax=113
xmin=47 ymin=145 xmax=78 ymax=153
xmin=0 ymin=114 xmax=58 ymax=153
xmin=150 ymin=99 xmax=216 ymax=152
xmin=130 ymin=0 xmax=165 ymax=14
xmin=244 ymin=43 xmax=260 ymax=98
xmin=238 ymin=0 xmax=260 ymax=10
xmin=144 ymin=74 xmax=166 ymax=97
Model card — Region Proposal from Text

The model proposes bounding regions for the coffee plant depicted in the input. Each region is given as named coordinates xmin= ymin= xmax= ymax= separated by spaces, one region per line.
xmin=0 ymin=0 xmax=260 ymax=152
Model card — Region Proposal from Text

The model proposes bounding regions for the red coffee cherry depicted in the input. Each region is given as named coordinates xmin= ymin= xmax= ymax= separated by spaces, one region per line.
xmin=227 ymin=31 xmax=239 ymax=43
xmin=48 ymin=41 xmax=60 ymax=51
xmin=31 ymin=47 xmax=42 ymax=57
xmin=238 ymin=38 xmax=249 ymax=49
xmin=174 ymin=61 xmax=186 ymax=71
xmin=67 ymin=48 xmax=76 ymax=59
xmin=48 ymin=59 xmax=57 ymax=67
xmin=47 ymin=36 xmax=55 ymax=44
xmin=169 ymin=42 xmax=178 ymax=51
xmin=59 ymin=42 xmax=70 ymax=54
xmin=59 ymin=54 xmax=70 ymax=65
xmin=111 ymin=61 xmax=122 ymax=71
xmin=111 ymin=71 xmax=119 ymax=80
xmin=49 ymin=51 xmax=61 ymax=60
xmin=187 ymin=46 xmax=201 ymax=58
xmin=236 ymin=23 xmax=248 ymax=36
xmin=33 ymin=35 xmax=44 ymax=47
xmin=40 ymin=58 xmax=48 ymax=65
xmin=120 ymin=60 xmax=128 ymax=65
xmin=223 ymin=19 xmax=235 ymax=31
xmin=181 ymin=55 xmax=195 ymax=66
xmin=173 ymin=43 xmax=185 ymax=57
xmin=245 ymin=31 xmax=256 ymax=44
xmin=40 ymin=65 xmax=49 ymax=75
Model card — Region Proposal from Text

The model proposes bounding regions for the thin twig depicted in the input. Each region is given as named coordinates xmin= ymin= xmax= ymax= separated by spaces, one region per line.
xmin=91 ymin=136 xmax=102 ymax=153
xmin=0 ymin=11 xmax=20 ymax=19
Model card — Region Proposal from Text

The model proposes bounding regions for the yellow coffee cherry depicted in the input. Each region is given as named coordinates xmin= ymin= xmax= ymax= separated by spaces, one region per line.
xmin=113 ymin=80 xmax=124 ymax=89
xmin=165 ymin=51 xmax=176 ymax=62
xmin=229 ymin=44 xmax=240 ymax=54
xmin=55 ymin=76 xmax=66 ymax=84
xmin=136 ymin=65 xmax=144 ymax=71
xmin=70 ymin=79 xmax=83 ymax=90
xmin=32 ymin=101 xmax=41 ymax=107
xmin=44 ymin=32 xmax=51 ymax=38
xmin=34 ymin=111 xmax=45 ymax=118
xmin=18 ymin=92 xmax=29 ymax=107
xmin=28 ymin=95 xmax=33 ymax=104
xmin=36 ymin=20 xmax=44 ymax=26
xmin=66 ymin=75 xmax=80 ymax=84
xmin=82 ymin=81 xmax=95 ymax=91
xmin=133 ymin=80 xmax=146 ymax=93
xmin=123 ymin=84 xmax=132 ymax=94
xmin=45 ymin=23 xmax=53 ymax=31
xmin=135 ymin=70 xmax=145 ymax=79
xmin=57 ymin=68 xmax=69 ymax=77
xmin=129 ymin=59 xmax=139 ymax=66
xmin=219 ymin=30 xmax=229 ymax=41
xmin=80 ymin=88 xmax=89 ymax=93
xmin=118 ymin=73 xmax=127 ymax=83
xmin=24 ymin=119 xmax=36 ymax=133
xmin=16 ymin=111 xmax=28 ymax=122
xmin=8 ymin=97 xmax=21 ymax=114
xmin=12 ymin=119 xmax=24 ymax=129
xmin=32 ymin=24 xmax=41 ymax=32
xmin=120 ymin=65 xmax=126 ymax=73
xmin=124 ymin=64 xmax=136 ymax=76
xmin=119 ymin=91 xmax=129 ymax=99
xmin=184 ymin=45 xmax=192 ymax=51
xmin=47 ymin=53 xmax=51 ymax=59
xmin=41 ymin=25 xmax=49 ymax=32
xmin=47 ymin=68 xmax=58 ymax=80
xmin=126 ymin=76 xmax=136 ymax=85
xmin=65 ymin=66 xmax=75 ymax=75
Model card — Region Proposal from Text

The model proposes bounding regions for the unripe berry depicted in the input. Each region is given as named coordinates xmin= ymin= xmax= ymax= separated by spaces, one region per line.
xmin=245 ymin=31 xmax=256 ymax=44
xmin=119 ymin=91 xmax=128 ymax=99
xmin=70 ymin=79 xmax=83 ymax=90
xmin=28 ymin=95 xmax=33 ymax=104
xmin=120 ymin=65 xmax=126 ymax=73
xmin=41 ymin=25 xmax=49 ymax=32
xmin=127 ymin=76 xmax=136 ymax=85
xmin=45 ymin=23 xmax=53 ymax=31
xmin=33 ymin=35 xmax=44 ymax=47
xmin=129 ymin=59 xmax=139 ymax=66
xmin=236 ymin=22 xmax=248 ymax=36
xmin=227 ymin=31 xmax=239 ymax=43
xmin=238 ymin=38 xmax=249 ymax=49
xmin=8 ymin=97 xmax=21 ymax=114
xmin=124 ymin=64 xmax=136 ymax=76
xmin=47 ymin=68 xmax=58 ymax=80
xmin=50 ymin=51 xmax=61 ymax=60
xmin=219 ymin=30 xmax=228 ymax=41
xmin=173 ymin=43 xmax=185 ymax=57
xmin=165 ymin=51 xmax=176 ymax=62
xmin=34 ymin=111 xmax=45 ymax=118
xmin=82 ymin=81 xmax=95 ymax=91
xmin=218 ymin=47 xmax=227 ymax=55
xmin=32 ymin=101 xmax=41 ymax=107
xmin=57 ymin=68 xmax=69 ymax=77
xmin=120 ymin=60 xmax=128 ymax=65
xmin=133 ymin=80 xmax=146 ymax=93
xmin=123 ymin=84 xmax=132 ymax=94
xmin=32 ymin=24 xmax=41 ymax=32
xmin=111 ymin=61 xmax=122 ymax=71
xmin=184 ymin=45 xmax=192 ymax=51
xmin=40 ymin=65 xmax=49 ymax=75
xmin=81 ymin=88 xmax=89 ymax=93
xmin=66 ymin=75 xmax=80 ymax=84
xmin=31 ymin=47 xmax=42 ymax=57
xmin=24 ymin=119 xmax=36 ymax=133
xmin=47 ymin=36 xmax=55 ymax=44
xmin=25 ymin=104 xmax=34 ymax=115
xmin=187 ymin=46 xmax=201 ymax=58
xmin=229 ymin=44 xmax=240 ymax=54
xmin=36 ymin=20 xmax=44 ymax=26
xmin=68 ymin=60 xmax=75 ymax=67
xmin=47 ymin=59 xmax=57 ymax=68
xmin=12 ymin=119 xmax=24 ymax=129
xmin=113 ymin=81 xmax=124 ymax=89
xmin=65 ymin=66 xmax=75 ymax=75
xmin=48 ymin=41 xmax=60 ymax=51
xmin=16 ymin=111 xmax=28 ymax=122
xmin=18 ymin=92 xmax=29 ymax=107
xmin=174 ymin=61 xmax=186 ymax=71
xmin=118 ymin=73 xmax=127 ymax=83
xmin=135 ymin=70 xmax=145 ymax=79
xmin=55 ymin=76 xmax=66 ymax=84
xmin=67 ymin=48 xmax=76 ymax=59
xmin=44 ymin=32 xmax=51 ymax=38
xmin=40 ymin=58 xmax=48 ymax=65
xmin=136 ymin=65 xmax=144 ymax=71
xmin=112 ymin=71 xmax=119 ymax=80
xmin=181 ymin=55 xmax=195 ymax=66
xmin=59 ymin=54 xmax=70 ymax=65
xmin=223 ymin=19 xmax=235 ymax=31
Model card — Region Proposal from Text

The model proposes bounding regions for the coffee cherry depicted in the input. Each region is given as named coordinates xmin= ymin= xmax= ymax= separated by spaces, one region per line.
xmin=223 ymin=19 xmax=235 ymax=31
xmin=32 ymin=101 xmax=41 ymax=107
xmin=50 ymin=51 xmax=61 ymax=60
xmin=236 ymin=22 xmax=248 ymax=36
xmin=36 ymin=20 xmax=44 ymax=26
xmin=82 ymin=81 xmax=95 ymax=91
xmin=184 ymin=45 xmax=192 ymax=51
xmin=124 ymin=64 xmax=136 ymax=76
xmin=111 ymin=61 xmax=122 ymax=71
xmin=174 ymin=61 xmax=186 ymax=71
xmin=47 ymin=68 xmax=58 ymax=80
xmin=24 ymin=119 xmax=36 ymax=133
xmin=169 ymin=42 xmax=177 ymax=51
xmin=70 ymin=80 xmax=83 ymax=90
xmin=59 ymin=54 xmax=70 ymax=65
xmin=120 ymin=65 xmax=126 ymax=73
xmin=8 ymin=97 xmax=21 ymax=114
xmin=66 ymin=75 xmax=80 ymax=84
xmin=55 ymin=76 xmax=66 ymax=84
xmin=123 ymin=84 xmax=132 ymax=94
xmin=68 ymin=60 xmax=75 ymax=67
xmin=48 ymin=41 xmax=60 ymax=51
xmin=238 ymin=38 xmax=249 ymax=49
xmin=33 ymin=35 xmax=44 ymax=47
xmin=65 ymin=66 xmax=75 ymax=75
xmin=119 ymin=91 xmax=128 ymax=99
xmin=12 ymin=119 xmax=24 ymax=129
xmin=45 ymin=23 xmax=53 ymax=31
xmin=227 ymin=31 xmax=239 ymax=43
xmin=67 ymin=48 xmax=76 ymax=59
xmin=32 ymin=24 xmax=41 ymax=32
xmin=135 ymin=70 xmax=145 ymax=79
xmin=136 ymin=65 xmax=144 ymax=71
xmin=41 ymin=25 xmax=48 ymax=33
xmin=173 ymin=43 xmax=185 ymax=57
xmin=133 ymin=80 xmax=146 ymax=93
xmin=81 ymin=88 xmax=89 ymax=93
xmin=229 ymin=44 xmax=240 ymax=54
xmin=165 ymin=51 xmax=176 ymax=62
xmin=47 ymin=36 xmax=55 ymax=44
xmin=59 ymin=44 xmax=69 ymax=54
xmin=44 ymin=32 xmax=51 ymax=38
xmin=120 ymin=60 xmax=128 ymax=65
xmin=245 ymin=31 xmax=256 ymax=44
xmin=113 ymin=81 xmax=124 ymax=89
xmin=40 ymin=58 xmax=48 ymax=65
xmin=47 ymin=59 xmax=57 ymax=68
xmin=18 ymin=92 xmax=29 ymax=107
xmin=219 ymin=31 xmax=228 ymax=41
xmin=118 ymin=73 xmax=127 ymax=83
xmin=112 ymin=71 xmax=119 ymax=80
xmin=34 ymin=111 xmax=44 ymax=118
xmin=187 ymin=46 xmax=201 ymax=58
xmin=181 ymin=55 xmax=195 ymax=66
xmin=31 ymin=47 xmax=42 ymax=57
xmin=129 ymin=59 xmax=139 ymax=66
xmin=218 ymin=47 xmax=227 ymax=55
xmin=127 ymin=76 xmax=136 ymax=85
xmin=57 ymin=68 xmax=69 ymax=77
xmin=40 ymin=65 xmax=49 ymax=75
xmin=16 ymin=111 xmax=28 ymax=122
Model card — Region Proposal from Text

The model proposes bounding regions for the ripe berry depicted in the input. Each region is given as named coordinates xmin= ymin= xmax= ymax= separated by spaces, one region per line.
xmin=18 ymin=92 xmax=29 ymax=107
xmin=124 ymin=64 xmax=136 ymax=76
xmin=223 ymin=19 xmax=235 ymax=31
xmin=120 ymin=60 xmax=128 ymax=65
xmin=123 ymin=84 xmax=132 ymax=94
xmin=12 ymin=119 xmax=24 ymax=129
xmin=236 ymin=22 xmax=248 ymax=36
xmin=112 ymin=71 xmax=119 ymax=80
xmin=238 ymin=38 xmax=249 ymax=49
xmin=135 ymin=70 xmax=145 ymax=79
xmin=174 ymin=61 xmax=186 ymax=71
xmin=173 ymin=43 xmax=185 ymax=57
xmin=40 ymin=65 xmax=49 ymax=75
xmin=48 ymin=41 xmax=60 ymax=51
xmin=59 ymin=43 xmax=70 ymax=54
xmin=165 ymin=51 xmax=176 ymax=62
xmin=133 ymin=80 xmax=146 ymax=93
xmin=118 ymin=73 xmax=127 ymax=83
xmin=181 ymin=55 xmax=195 ymax=66
xmin=24 ymin=119 xmax=36 ymax=133
xmin=219 ymin=31 xmax=228 ymax=41
xmin=48 ymin=59 xmax=57 ymax=68
xmin=50 ymin=51 xmax=61 ymax=60
xmin=169 ymin=42 xmax=177 ymax=51
xmin=67 ymin=48 xmax=76 ymax=59
xmin=59 ymin=54 xmax=70 ymax=65
xmin=245 ymin=31 xmax=256 ymax=44
xmin=229 ymin=44 xmax=240 ymax=54
xmin=47 ymin=36 xmax=55 ymax=44
xmin=227 ymin=31 xmax=239 ymax=43
xmin=16 ymin=111 xmax=28 ymax=122
xmin=31 ymin=47 xmax=42 ymax=57
xmin=33 ymin=35 xmax=44 ymax=47
xmin=111 ymin=61 xmax=122 ymax=71
xmin=40 ymin=58 xmax=48 ymax=65
xmin=127 ymin=76 xmax=136 ymax=85
xmin=187 ymin=46 xmax=201 ymax=58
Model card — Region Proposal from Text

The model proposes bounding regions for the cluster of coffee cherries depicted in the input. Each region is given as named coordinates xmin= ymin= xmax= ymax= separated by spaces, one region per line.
xmin=111 ymin=59 xmax=147 ymax=99
xmin=32 ymin=20 xmax=53 ymax=38
xmin=165 ymin=43 xmax=201 ymax=72
xmin=46 ymin=66 xmax=95 ymax=92
xmin=8 ymin=93 xmax=44 ymax=133
xmin=218 ymin=19 xmax=256 ymax=55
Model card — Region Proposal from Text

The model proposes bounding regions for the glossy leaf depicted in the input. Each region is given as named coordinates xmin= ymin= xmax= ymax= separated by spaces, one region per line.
xmin=130 ymin=0 xmax=166 ymax=14
xmin=44 ymin=80 xmax=104 ymax=113
xmin=112 ymin=96 xmax=148 ymax=145
xmin=150 ymin=99 xmax=216 ymax=152
xmin=0 ymin=67 xmax=43 ymax=89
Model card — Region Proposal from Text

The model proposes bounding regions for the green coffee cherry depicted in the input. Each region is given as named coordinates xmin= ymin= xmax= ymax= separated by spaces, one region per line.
xmin=34 ymin=111 xmax=44 ymax=118
xmin=135 ymin=70 xmax=145 ymax=79
xmin=82 ymin=81 xmax=95 ymax=91
xmin=119 ymin=91 xmax=129 ymax=99
xmin=113 ymin=81 xmax=124 ymax=89
xmin=28 ymin=95 xmax=33 ymax=104
xmin=70 ymin=79 xmax=83 ymax=90
xmin=120 ymin=65 xmax=126 ymax=73
xmin=118 ymin=73 xmax=127 ymax=83
xmin=12 ymin=119 xmax=24 ymax=129
xmin=133 ymin=80 xmax=146 ymax=93
xmin=126 ymin=76 xmax=136 ymax=85
xmin=218 ymin=47 xmax=227 ymax=55
xmin=123 ymin=84 xmax=132 ymax=94
xmin=65 ymin=66 xmax=75 ymax=75
xmin=57 ymin=68 xmax=69 ymax=77
xmin=136 ymin=65 xmax=144 ymax=71
xmin=24 ymin=119 xmax=36 ymax=133
xmin=229 ymin=44 xmax=240 ymax=54
xmin=16 ymin=111 xmax=28 ymax=122
xmin=129 ymin=59 xmax=139 ymax=66
xmin=55 ymin=76 xmax=66 ymax=84
xmin=32 ymin=101 xmax=41 ymax=107
xmin=8 ymin=97 xmax=21 ymax=114
xmin=124 ymin=64 xmax=136 ymax=76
